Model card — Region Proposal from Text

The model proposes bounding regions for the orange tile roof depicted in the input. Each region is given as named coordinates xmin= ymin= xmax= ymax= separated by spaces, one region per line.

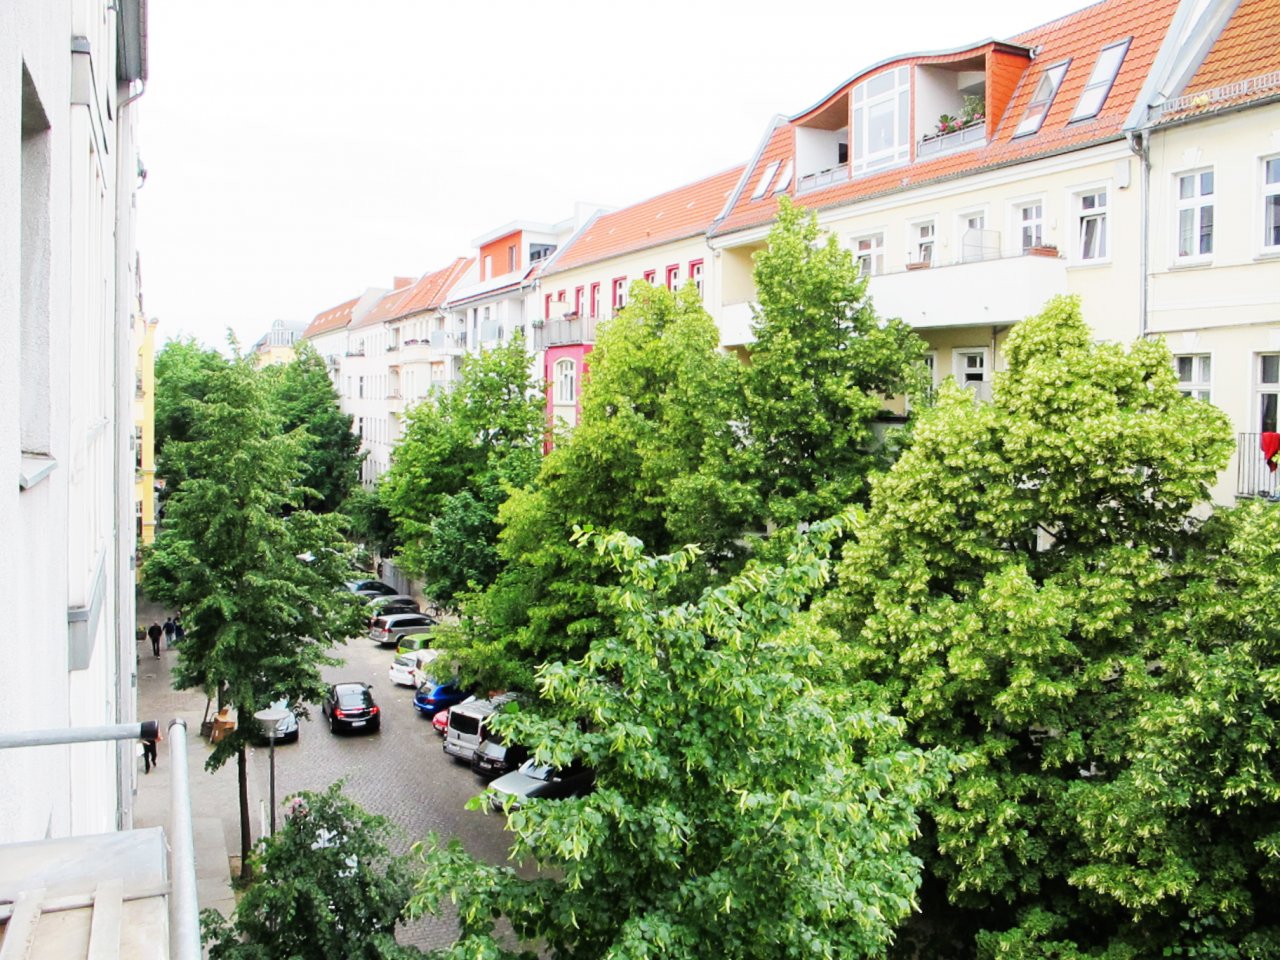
xmin=302 ymin=296 xmax=359 ymax=339
xmin=545 ymin=165 xmax=745 ymax=274
xmin=711 ymin=0 xmax=1177 ymax=238
xmin=1156 ymin=0 xmax=1280 ymax=121
xmin=351 ymin=286 xmax=415 ymax=331
xmin=350 ymin=258 xmax=475 ymax=330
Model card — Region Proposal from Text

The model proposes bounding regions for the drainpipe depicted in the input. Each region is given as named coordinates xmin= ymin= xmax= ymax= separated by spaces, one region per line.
xmin=1127 ymin=129 xmax=1151 ymax=339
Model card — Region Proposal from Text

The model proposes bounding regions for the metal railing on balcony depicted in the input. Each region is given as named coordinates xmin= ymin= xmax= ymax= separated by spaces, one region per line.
xmin=534 ymin=314 xmax=597 ymax=350
xmin=1237 ymin=433 xmax=1280 ymax=499
xmin=429 ymin=331 xmax=466 ymax=350
xmin=917 ymin=121 xmax=987 ymax=158
xmin=796 ymin=164 xmax=848 ymax=195
xmin=960 ymin=228 xmax=1001 ymax=263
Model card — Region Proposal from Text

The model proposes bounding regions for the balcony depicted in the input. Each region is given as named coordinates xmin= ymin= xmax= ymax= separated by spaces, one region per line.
xmin=429 ymin=331 xmax=467 ymax=352
xmin=796 ymin=164 xmax=848 ymax=195
xmin=1237 ymin=434 xmax=1280 ymax=500
xmin=534 ymin=314 xmax=597 ymax=351
xmin=719 ymin=302 xmax=755 ymax=348
xmin=386 ymin=342 xmax=400 ymax=353
xmin=344 ymin=345 xmax=365 ymax=358
xmin=866 ymin=246 xmax=1068 ymax=330
xmin=916 ymin=119 xmax=986 ymax=158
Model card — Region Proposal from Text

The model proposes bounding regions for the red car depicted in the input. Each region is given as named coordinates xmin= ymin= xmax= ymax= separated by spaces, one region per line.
xmin=432 ymin=708 xmax=450 ymax=736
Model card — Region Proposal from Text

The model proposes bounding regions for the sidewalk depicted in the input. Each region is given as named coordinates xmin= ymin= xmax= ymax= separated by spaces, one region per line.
xmin=132 ymin=596 xmax=239 ymax=925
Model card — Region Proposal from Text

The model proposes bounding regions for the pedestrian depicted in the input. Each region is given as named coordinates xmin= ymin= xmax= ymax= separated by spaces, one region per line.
xmin=142 ymin=728 xmax=162 ymax=774
xmin=162 ymin=616 xmax=176 ymax=649
xmin=147 ymin=621 xmax=162 ymax=658
xmin=173 ymin=616 xmax=185 ymax=646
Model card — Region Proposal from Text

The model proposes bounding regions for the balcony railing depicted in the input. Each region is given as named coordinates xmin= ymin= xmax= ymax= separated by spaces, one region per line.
xmin=429 ymin=331 xmax=466 ymax=350
xmin=1237 ymin=433 xmax=1280 ymax=499
xmin=796 ymin=164 xmax=848 ymax=195
xmin=917 ymin=121 xmax=987 ymax=158
xmin=534 ymin=314 xmax=597 ymax=350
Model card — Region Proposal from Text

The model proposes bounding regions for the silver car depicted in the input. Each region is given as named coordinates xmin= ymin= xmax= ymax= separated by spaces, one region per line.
xmin=368 ymin=612 xmax=436 ymax=647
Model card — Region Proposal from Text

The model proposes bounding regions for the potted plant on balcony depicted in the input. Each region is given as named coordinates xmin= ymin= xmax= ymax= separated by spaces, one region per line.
xmin=1027 ymin=243 xmax=1059 ymax=258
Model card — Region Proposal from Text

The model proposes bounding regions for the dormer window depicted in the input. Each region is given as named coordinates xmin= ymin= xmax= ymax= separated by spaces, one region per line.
xmin=1071 ymin=40 xmax=1129 ymax=121
xmin=751 ymin=161 xmax=781 ymax=200
xmin=1015 ymin=61 xmax=1070 ymax=137
xmin=852 ymin=67 xmax=911 ymax=174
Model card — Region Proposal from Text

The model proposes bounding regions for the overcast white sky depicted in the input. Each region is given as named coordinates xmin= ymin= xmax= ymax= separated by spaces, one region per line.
xmin=137 ymin=0 xmax=1091 ymax=350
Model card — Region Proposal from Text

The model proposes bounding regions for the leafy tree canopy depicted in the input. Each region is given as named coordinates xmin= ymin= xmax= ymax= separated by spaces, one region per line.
xmin=818 ymin=296 xmax=1267 ymax=956
xmin=411 ymin=521 xmax=953 ymax=960
xmin=745 ymin=196 xmax=927 ymax=530
xmin=203 ymin=783 xmax=422 ymax=960
xmin=153 ymin=337 xmax=227 ymax=485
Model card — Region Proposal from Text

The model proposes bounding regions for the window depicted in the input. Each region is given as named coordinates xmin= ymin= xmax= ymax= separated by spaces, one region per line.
xmin=960 ymin=212 xmax=990 ymax=262
xmin=612 ymin=277 xmax=627 ymax=311
xmin=772 ymin=161 xmax=793 ymax=195
xmin=1017 ymin=201 xmax=1044 ymax=251
xmin=1071 ymin=40 xmax=1129 ymax=121
xmin=557 ymin=290 xmax=565 ymax=303
xmin=913 ymin=221 xmax=935 ymax=264
xmin=483 ymin=254 xmax=492 ymax=280
xmin=1176 ymin=170 xmax=1214 ymax=258
xmin=643 ymin=269 xmax=656 ymax=284
xmin=854 ymin=233 xmax=884 ymax=277
xmin=1174 ymin=354 xmax=1211 ymax=401
xmin=1260 ymin=354 xmax=1280 ymax=433
xmin=555 ymin=359 xmax=577 ymax=404
xmin=1263 ymin=156 xmax=1280 ymax=250
xmin=574 ymin=286 xmax=585 ymax=315
xmin=953 ymin=349 xmax=989 ymax=391
xmin=1077 ymin=189 xmax=1108 ymax=260
xmin=1015 ymin=61 xmax=1070 ymax=137
xmin=590 ymin=282 xmax=601 ymax=318
xmin=852 ymin=67 xmax=910 ymax=174
xmin=544 ymin=294 xmax=553 ymax=320
xmin=666 ymin=265 xmax=680 ymax=291
xmin=134 ymin=425 xmax=143 ymax=470
xmin=689 ymin=260 xmax=704 ymax=297
xmin=358 ymin=376 xmax=365 ymax=399
xmin=508 ymin=244 xmax=517 ymax=272
xmin=751 ymin=161 xmax=781 ymax=200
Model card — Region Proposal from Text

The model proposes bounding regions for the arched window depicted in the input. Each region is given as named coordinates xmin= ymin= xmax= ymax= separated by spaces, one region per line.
xmin=555 ymin=358 xmax=577 ymax=404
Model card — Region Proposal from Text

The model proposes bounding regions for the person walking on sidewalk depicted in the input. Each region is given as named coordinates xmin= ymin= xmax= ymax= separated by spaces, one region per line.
xmin=162 ymin=616 xmax=176 ymax=649
xmin=173 ymin=616 xmax=185 ymax=646
xmin=147 ymin=621 xmax=162 ymax=658
xmin=142 ymin=728 xmax=162 ymax=773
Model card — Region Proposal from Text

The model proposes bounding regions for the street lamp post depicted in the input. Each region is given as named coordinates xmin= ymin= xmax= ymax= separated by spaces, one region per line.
xmin=253 ymin=706 xmax=291 ymax=835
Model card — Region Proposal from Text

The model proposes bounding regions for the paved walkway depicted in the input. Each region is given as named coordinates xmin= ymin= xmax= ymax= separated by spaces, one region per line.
xmin=132 ymin=596 xmax=239 ymax=926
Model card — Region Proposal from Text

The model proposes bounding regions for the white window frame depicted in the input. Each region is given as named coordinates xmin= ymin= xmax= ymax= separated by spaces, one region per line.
xmin=910 ymin=220 xmax=936 ymax=265
xmin=952 ymin=348 xmax=990 ymax=390
xmin=1175 ymin=168 xmax=1214 ymax=261
xmin=1074 ymin=186 xmax=1109 ymax=262
xmin=1173 ymin=353 xmax=1212 ymax=402
xmin=1015 ymin=199 xmax=1045 ymax=252
xmin=1262 ymin=155 xmax=1280 ymax=253
xmin=612 ymin=277 xmax=627 ymax=312
xmin=1016 ymin=60 xmax=1070 ymax=137
xmin=853 ymin=232 xmax=884 ymax=277
xmin=689 ymin=260 xmax=704 ymax=298
xmin=1259 ymin=354 xmax=1280 ymax=434
xmin=958 ymin=210 xmax=990 ymax=263
xmin=851 ymin=66 xmax=911 ymax=174
xmin=1070 ymin=39 xmax=1130 ymax=121
xmin=555 ymin=358 xmax=577 ymax=405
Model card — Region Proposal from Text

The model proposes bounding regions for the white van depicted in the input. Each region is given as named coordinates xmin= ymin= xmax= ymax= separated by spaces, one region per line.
xmin=443 ymin=693 xmax=518 ymax=763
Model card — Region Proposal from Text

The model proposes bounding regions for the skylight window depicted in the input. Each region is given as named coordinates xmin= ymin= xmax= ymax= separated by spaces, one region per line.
xmin=771 ymin=160 xmax=793 ymax=195
xmin=1071 ymin=39 xmax=1130 ymax=121
xmin=751 ymin=161 xmax=781 ymax=200
xmin=1015 ymin=60 xmax=1070 ymax=137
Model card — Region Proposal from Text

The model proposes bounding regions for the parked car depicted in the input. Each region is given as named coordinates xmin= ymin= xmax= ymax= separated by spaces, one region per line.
xmin=432 ymin=706 xmax=454 ymax=736
xmin=346 ymin=579 xmax=397 ymax=596
xmin=321 ymin=682 xmax=381 ymax=734
xmin=252 ymin=699 xmax=300 ymax=745
xmin=487 ymin=758 xmax=594 ymax=811
xmin=388 ymin=649 xmax=441 ymax=688
xmin=365 ymin=594 xmax=420 ymax=623
xmin=471 ymin=730 xmax=530 ymax=780
xmin=444 ymin=694 xmax=520 ymax=764
xmin=395 ymin=631 xmax=437 ymax=656
xmin=413 ymin=677 xmax=468 ymax=718
xmin=368 ymin=612 xmax=435 ymax=647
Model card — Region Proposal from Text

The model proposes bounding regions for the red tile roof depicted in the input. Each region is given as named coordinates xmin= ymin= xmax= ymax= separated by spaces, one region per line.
xmin=302 ymin=296 xmax=360 ymax=339
xmin=350 ymin=258 xmax=474 ymax=330
xmin=711 ymin=0 xmax=1178 ymax=238
xmin=545 ymin=165 xmax=745 ymax=275
xmin=351 ymin=286 xmax=415 ymax=331
xmin=1156 ymin=0 xmax=1280 ymax=121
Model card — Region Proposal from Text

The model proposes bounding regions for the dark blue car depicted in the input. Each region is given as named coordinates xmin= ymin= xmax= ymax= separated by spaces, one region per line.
xmin=413 ymin=677 xmax=466 ymax=717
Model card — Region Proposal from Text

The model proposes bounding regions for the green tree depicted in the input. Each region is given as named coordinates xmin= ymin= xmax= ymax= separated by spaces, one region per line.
xmin=745 ymin=196 xmax=927 ymax=529
xmin=153 ymin=337 xmax=226 ymax=485
xmin=267 ymin=342 xmax=363 ymax=513
xmin=457 ymin=282 xmax=753 ymax=691
xmin=381 ymin=334 xmax=543 ymax=606
xmin=818 ymin=296 xmax=1261 ymax=956
xmin=410 ymin=521 xmax=952 ymax=960
xmin=203 ymin=783 xmax=422 ymax=960
xmin=143 ymin=353 xmax=365 ymax=882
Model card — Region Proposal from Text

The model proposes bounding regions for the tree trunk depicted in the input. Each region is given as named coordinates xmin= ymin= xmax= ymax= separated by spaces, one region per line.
xmin=237 ymin=738 xmax=252 ymax=882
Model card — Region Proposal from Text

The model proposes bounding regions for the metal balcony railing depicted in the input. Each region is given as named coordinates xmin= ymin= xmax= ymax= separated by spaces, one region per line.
xmin=917 ymin=121 xmax=987 ymax=158
xmin=533 ymin=314 xmax=597 ymax=351
xmin=796 ymin=164 xmax=848 ymax=195
xmin=1237 ymin=433 xmax=1280 ymax=499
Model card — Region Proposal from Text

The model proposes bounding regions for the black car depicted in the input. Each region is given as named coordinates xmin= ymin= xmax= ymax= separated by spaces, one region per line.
xmin=471 ymin=732 xmax=530 ymax=780
xmin=365 ymin=594 xmax=420 ymax=624
xmin=321 ymin=682 xmax=381 ymax=735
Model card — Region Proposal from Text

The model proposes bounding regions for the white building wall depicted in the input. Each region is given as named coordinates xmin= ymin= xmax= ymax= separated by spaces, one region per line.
xmin=0 ymin=0 xmax=141 ymax=843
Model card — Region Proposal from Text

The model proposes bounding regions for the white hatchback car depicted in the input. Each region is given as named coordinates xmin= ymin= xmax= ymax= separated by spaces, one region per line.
xmin=388 ymin=648 xmax=441 ymax=688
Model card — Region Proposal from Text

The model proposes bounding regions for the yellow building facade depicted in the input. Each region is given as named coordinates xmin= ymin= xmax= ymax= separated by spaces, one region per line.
xmin=133 ymin=313 xmax=158 ymax=547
